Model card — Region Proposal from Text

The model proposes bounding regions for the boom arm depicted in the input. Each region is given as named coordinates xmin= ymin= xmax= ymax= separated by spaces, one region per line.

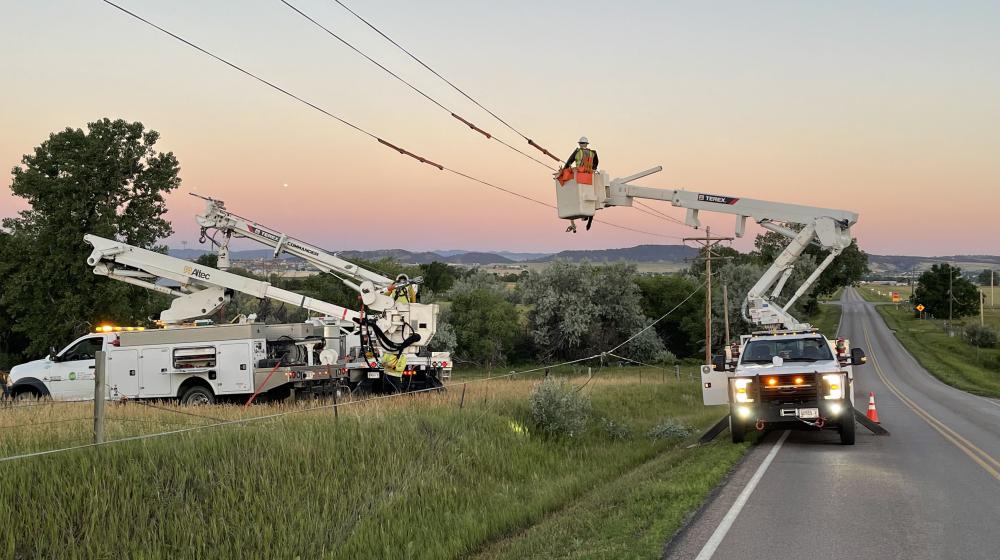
xmin=193 ymin=194 xmax=408 ymax=313
xmin=554 ymin=167 xmax=858 ymax=330
xmin=84 ymin=235 xmax=435 ymax=352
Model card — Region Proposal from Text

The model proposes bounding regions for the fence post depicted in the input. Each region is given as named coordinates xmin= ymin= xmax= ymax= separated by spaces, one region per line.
xmin=333 ymin=386 xmax=339 ymax=422
xmin=94 ymin=350 xmax=106 ymax=445
xmin=459 ymin=383 xmax=467 ymax=410
xmin=675 ymin=365 xmax=680 ymax=381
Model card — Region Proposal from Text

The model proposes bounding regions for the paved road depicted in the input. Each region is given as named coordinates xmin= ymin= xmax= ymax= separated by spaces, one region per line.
xmin=665 ymin=287 xmax=1000 ymax=560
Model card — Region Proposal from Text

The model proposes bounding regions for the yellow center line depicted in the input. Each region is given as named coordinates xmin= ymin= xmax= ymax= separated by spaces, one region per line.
xmin=863 ymin=325 xmax=1000 ymax=482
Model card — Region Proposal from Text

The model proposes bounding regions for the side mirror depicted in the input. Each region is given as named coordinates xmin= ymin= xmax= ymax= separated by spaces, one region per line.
xmin=712 ymin=354 xmax=727 ymax=372
xmin=851 ymin=348 xmax=867 ymax=366
xmin=48 ymin=347 xmax=59 ymax=361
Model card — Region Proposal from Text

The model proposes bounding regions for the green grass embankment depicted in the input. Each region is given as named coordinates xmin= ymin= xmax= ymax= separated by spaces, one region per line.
xmin=0 ymin=370 xmax=745 ymax=559
xmin=875 ymin=306 xmax=1000 ymax=398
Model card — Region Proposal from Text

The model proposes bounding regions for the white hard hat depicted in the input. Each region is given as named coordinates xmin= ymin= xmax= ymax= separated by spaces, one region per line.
xmin=578 ymin=136 xmax=589 ymax=144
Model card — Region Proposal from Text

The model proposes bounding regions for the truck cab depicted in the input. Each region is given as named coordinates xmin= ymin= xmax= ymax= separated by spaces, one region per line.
xmin=6 ymin=331 xmax=121 ymax=401
xmin=703 ymin=329 xmax=866 ymax=445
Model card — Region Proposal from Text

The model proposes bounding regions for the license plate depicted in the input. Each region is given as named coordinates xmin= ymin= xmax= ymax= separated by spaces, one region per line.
xmin=798 ymin=408 xmax=819 ymax=419
xmin=367 ymin=371 xmax=380 ymax=379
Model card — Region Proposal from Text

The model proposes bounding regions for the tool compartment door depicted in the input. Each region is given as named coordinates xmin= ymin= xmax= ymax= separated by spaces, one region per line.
xmin=701 ymin=365 xmax=730 ymax=406
xmin=139 ymin=347 xmax=172 ymax=397
xmin=217 ymin=342 xmax=252 ymax=394
xmin=107 ymin=348 xmax=139 ymax=399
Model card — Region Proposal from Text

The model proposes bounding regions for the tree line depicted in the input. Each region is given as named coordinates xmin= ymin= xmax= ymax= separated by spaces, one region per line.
xmin=0 ymin=119 xmax=871 ymax=371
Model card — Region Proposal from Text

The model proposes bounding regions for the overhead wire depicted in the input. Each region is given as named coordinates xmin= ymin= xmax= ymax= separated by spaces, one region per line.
xmin=318 ymin=0 xmax=692 ymax=232
xmin=279 ymin=0 xmax=555 ymax=171
xmin=99 ymin=0 xmax=683 ymax=242
xmin=329 ymin=0 xmax=562 ymax=163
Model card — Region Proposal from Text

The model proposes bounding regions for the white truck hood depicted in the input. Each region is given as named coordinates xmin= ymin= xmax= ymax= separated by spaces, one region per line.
xmin=9 ymin=358 xmax=51 ymax=380
xmin=736 ymin=361 xmax=842 ymax=375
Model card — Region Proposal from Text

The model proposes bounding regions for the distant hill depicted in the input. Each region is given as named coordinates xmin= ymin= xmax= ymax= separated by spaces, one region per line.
xmin=532 ymin=244 xmax=699 ymax=263
xmin=867 ymin=254 xmax=1000 ymax=274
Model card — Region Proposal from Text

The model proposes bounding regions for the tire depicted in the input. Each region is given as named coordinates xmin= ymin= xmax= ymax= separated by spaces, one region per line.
xmin=730 ymin=414 xmax=746 ymax=444
xmin=179 ymin=385 xmax=215 ymax=406
xmin=839 ymin=410 xmax=856 ymax=445
xmin=12 ymin=389 xmax=40 ymax=403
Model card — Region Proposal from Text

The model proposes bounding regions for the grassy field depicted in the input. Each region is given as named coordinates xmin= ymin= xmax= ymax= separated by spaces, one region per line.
xmin=809 ymin=300 xmax=843 ymax=338
xmin=874 ymin=306 xmax=1000 ymax=398
xmin=0 ymin=367 xmax=745 ymax=559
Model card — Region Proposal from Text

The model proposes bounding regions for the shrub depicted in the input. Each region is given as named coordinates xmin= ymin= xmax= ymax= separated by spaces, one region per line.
xmin=646 ymin=419 xmax=692 ymax=440
xmin=654 ymin=350 xmax=678 ymax=365
xmin=964 ymin=324 xmax=998 ymax=348
xmin=529 ymin=378 xmax=591 ymax=438
xmin=597 ymin=416 xmax=633 ymax=441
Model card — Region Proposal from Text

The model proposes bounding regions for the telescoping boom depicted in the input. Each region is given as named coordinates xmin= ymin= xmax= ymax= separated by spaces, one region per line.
xmin=84 ymin=235 xmax=433 ymax=353
xmin=554 ymin=166 xmax=859 ymax=330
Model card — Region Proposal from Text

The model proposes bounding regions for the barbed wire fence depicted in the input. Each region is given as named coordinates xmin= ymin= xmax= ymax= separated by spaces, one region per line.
xmin=0 ymin=281 xmax=708 ymax=464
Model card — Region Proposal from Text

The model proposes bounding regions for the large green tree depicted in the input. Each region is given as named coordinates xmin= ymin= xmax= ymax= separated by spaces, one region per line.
xmin=519 ymin=261 xmax=665 ymax=361
xmin=1 ymin=119 xmax=181 ymax=359
xmin=635 ymin=274 xmax=704 ymax=358
xmin=913 ymin=264 xmax=980 ymax=319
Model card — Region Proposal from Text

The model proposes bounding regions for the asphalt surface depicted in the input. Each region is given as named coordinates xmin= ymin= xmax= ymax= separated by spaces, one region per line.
xmin=664 ymin=287 xmax=1000 ymax=560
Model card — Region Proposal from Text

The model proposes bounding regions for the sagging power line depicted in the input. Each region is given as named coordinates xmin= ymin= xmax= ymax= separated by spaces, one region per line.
xmin=99 ymin=0 xmax=684 ymax=240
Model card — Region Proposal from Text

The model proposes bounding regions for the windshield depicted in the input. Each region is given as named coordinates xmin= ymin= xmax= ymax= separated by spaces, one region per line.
xmin=741 ymin=337 xmax=833 ymax=364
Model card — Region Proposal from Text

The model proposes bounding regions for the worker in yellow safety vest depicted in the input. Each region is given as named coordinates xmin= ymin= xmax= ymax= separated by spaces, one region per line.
xmin=562 ymin=136 xmax=599 ymax=173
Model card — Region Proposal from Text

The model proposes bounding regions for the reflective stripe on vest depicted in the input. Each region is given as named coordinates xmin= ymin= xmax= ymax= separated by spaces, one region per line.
xmin=574 ymin=148 xmax=594 ymax=171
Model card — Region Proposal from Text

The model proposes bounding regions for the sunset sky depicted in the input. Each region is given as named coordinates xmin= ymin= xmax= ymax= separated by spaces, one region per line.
xmin=2 ymin=1 xmax=998 ymax=256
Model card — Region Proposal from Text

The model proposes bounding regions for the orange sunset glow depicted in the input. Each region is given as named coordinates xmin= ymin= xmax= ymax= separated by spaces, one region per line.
xmin=2 ymin=1 xmax=998 ymax=255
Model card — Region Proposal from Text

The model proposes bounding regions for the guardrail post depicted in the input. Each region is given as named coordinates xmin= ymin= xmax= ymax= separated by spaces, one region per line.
xmin=94 ymin=350 xmax=106 ymax=444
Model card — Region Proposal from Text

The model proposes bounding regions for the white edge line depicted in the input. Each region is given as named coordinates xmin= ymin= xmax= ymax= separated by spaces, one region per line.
xmin=693 ymin=430 xmax=790 ymax=560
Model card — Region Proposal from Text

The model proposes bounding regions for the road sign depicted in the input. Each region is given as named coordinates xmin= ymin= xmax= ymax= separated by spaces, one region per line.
xmin=916 ymin=304 xmax=925 ymax=312
xmin=891 ymin=292 xmax=900 ymax=303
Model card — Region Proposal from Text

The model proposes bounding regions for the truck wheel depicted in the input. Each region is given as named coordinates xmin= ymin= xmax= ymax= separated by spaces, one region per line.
xmin=839 ymin=412 xmax=856 ymax=445
xmin=179 ymin=385 xmax=215 ymax=406
xmin=730 ymin=415 xmax=746 ymax=444
xmin=12 ymin=389 xmax=40 ymax=402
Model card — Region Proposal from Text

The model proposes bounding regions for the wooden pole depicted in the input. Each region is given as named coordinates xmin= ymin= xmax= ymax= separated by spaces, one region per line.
xmin=93 ymin=350 xmax=106 ymax=445
xmin=722 ymin=282 xmax=731 ymax=350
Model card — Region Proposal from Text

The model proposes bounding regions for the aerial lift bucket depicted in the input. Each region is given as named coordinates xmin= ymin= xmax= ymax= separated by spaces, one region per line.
xmin=554 ymin=169 xmax=608 ymax=220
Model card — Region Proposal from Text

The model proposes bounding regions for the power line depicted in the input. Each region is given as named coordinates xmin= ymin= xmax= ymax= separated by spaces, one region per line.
xmin=329 ymin=0 xmax=561 ymax=163
xmin=98 ymin=0 xmax=682 ymax=242
xmin=318 ymin=0 xmax=690 ymax=232
xmin=280 ymin=0 xmax=555 ymax=171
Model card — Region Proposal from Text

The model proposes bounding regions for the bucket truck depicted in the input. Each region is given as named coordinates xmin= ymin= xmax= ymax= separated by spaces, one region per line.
xmin=190 ymin=194 xmax=450 ymax=378
xmin=7 ymin=235 xmax=445 ymax=404
xmin=554 ymin=167 xmax=870 ymax=444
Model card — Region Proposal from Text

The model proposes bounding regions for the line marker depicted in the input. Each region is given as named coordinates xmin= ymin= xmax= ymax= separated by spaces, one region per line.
xmin=694 ymin=430 xmax=790 ymax=560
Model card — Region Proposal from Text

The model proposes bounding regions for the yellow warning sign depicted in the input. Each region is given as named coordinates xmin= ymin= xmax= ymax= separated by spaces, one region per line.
xmin=916 ymin=304 xmax=925 ymax=312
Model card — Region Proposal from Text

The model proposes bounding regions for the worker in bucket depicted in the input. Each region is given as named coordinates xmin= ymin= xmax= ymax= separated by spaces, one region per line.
xmin=562 ymin=136 xmax=599 ymax=172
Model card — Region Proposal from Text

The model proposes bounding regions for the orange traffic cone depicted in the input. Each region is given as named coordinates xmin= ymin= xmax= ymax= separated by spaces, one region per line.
xmin=866 ymin=392 xmax=880 ymax=423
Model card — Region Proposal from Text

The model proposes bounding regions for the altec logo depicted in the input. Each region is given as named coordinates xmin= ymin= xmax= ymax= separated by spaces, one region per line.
xmin=183 ymin=266 xmax=212 ymax=280
xmin=697 ymin=193 xmax=739 ymax=205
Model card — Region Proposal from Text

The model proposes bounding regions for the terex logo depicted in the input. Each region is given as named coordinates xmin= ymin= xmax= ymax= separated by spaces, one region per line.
xmin=183 ymin=266 xmax=211 ymax=280
xmin=697 ymin=193 xmax=739 ymax=205
xmin=248 ymin=225 xmax=281 ymax=242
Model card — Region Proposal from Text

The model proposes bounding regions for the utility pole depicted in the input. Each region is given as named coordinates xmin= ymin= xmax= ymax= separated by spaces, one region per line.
xmin=722 ymin=283 xmax=731 ymax=350
xmin=685 ymin=226 xmax=734 ymax=364
xmin=949 ymin=262 xmax=954 ymax=323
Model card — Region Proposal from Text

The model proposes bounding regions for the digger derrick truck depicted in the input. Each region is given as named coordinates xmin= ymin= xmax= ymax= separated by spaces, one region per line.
xmin=554 ymin=166 xmax=868 ymax=444
xmin=79 ymin=234 xmax=443 ymax=403
xmin=191 ymin=194 xmax=451 ymax=380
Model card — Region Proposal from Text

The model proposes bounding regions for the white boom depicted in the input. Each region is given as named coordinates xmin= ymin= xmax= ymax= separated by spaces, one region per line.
xmin=192 ymin=194 xmax=413 ymax=313
xmin=554 ymin=167 xmax=858 ymax=330
xmin=84 ymin=235 xmax=434 ymax=351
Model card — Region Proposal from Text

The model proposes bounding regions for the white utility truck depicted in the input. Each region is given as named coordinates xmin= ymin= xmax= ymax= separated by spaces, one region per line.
xmin=191 ymin=194 xmax=452 ymax=379
xmin=554 ymin=166 xmax=868 ymax=444
xmin=7 ymin=232 xmax=445 ymax=403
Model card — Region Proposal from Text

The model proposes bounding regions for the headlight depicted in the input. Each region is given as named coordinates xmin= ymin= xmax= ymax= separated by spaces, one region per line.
xmin=823 ymin=373 xmax=845 ymax=400
xmin=733 ymin=378 xmax=754 ymax=403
